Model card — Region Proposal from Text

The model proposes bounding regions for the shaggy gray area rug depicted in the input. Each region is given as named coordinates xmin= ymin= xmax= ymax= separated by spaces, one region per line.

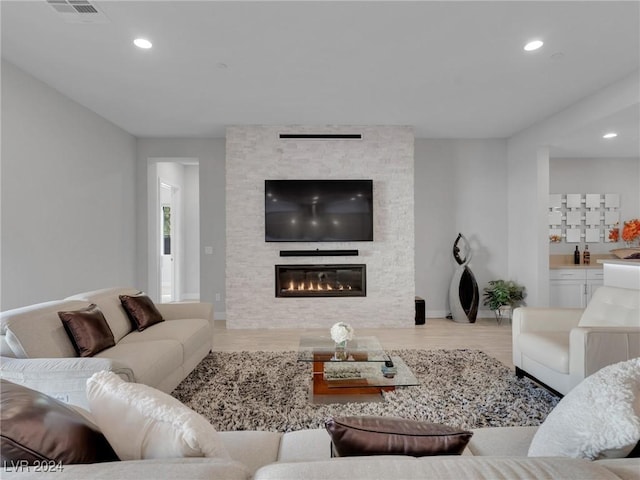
xmin=172 ymin=349 xmax=559 ymax=432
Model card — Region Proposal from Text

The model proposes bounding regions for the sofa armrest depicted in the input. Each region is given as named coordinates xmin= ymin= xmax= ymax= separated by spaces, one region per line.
xmin=156 ymin=302 xmax=213 ymax=325
xmin=512 ymin=307 xmax=583 ymax=368
xmin=0 ymin=356 xmax=134 ymax=409
xmin=569 ymin=326 xmax=640 ymax=389
xmin=512 ymin=307 xmax=584 ymax=333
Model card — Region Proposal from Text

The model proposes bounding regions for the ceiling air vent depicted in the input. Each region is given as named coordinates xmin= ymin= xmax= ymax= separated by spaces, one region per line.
xmin=46 ymin=0 xmax=110 ymax=23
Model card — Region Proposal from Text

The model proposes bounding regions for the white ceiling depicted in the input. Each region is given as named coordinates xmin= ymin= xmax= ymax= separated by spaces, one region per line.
xmin=2 ymin=1 xmax=639 ymax=157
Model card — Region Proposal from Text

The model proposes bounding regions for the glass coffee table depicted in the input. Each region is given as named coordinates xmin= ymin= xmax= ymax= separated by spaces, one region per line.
xmin=298 ymin=335 xmax=419 ymax=402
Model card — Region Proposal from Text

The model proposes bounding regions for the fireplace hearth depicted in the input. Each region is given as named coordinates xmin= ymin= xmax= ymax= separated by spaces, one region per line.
xmin=275 ymin=264 xmax=366 ymax=297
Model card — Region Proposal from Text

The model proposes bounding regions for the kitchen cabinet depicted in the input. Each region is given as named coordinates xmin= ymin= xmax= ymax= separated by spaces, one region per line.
xmin=549 ymin=268 xmax=604 ymax=308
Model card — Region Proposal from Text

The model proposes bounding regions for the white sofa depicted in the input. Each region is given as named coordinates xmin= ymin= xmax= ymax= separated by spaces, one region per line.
xmin=3 ymin=425 xmax=639 ymax=479
xmin=0 ymin=287 xmax=213 ymax=408
xmin=512 ymin=285 xmax=640 ymax=396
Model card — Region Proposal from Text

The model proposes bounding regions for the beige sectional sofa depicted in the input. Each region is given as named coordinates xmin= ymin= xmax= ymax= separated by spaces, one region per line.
xmin=4 ymin=425 xmax=639 ymax=479
xmin=0 ymin=287 xmax=213 ymax=408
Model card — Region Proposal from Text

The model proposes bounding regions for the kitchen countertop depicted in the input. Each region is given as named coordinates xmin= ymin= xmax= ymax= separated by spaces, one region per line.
xmin=549 ymin=254 xmax=613 ymax=270
xmin=597 ymin=258 xmax=640 ymax=266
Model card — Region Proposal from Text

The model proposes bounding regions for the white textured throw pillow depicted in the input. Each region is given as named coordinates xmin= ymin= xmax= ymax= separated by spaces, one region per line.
xmin=528 ymin=358 xmax=640 ymax=459
xmin=86 ymin=371 xmax=230 ymax=461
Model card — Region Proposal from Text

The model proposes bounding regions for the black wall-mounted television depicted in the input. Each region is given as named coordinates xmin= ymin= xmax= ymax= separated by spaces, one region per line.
xmin=265 ymin=179 xmax=373 ymax=242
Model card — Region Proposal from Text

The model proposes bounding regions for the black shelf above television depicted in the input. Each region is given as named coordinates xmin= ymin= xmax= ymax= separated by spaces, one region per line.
xmin=279 ymin=249 xmax=359 ymax=257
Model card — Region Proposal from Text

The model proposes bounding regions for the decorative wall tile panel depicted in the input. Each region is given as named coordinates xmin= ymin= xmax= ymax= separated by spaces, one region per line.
xmin=604 ymin=211 xmax=619 ymax=226
xmin=585 ymin=228 xmax=601 ymax=243
xmin=605 ymin=194 xmax=620 ymax=208
xmin=548 ymin=193 xmax=620 ymax=245
xmin=585 ymin=194 xmax=600 ymax=209
xmin=566 ymin=194 xmax=581 ymax=209
xmin=549 ymin=194 xmax=562 ymax=209
xmin=585 ymin=211 xmax=600 ymax=226
xmin=566 ymin=228 xmax=581 ymax=243
xmin=566 ymin=211 xmax=582 ymax=226
xmin=225 ymin=126 xmax=415 ymax=329
xmin=549 ymin=211 xmax=562 ymax=226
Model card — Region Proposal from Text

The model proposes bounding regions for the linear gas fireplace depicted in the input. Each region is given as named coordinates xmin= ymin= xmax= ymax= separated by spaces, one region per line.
xmin=275 ymin=264 xmax=366 ymax=298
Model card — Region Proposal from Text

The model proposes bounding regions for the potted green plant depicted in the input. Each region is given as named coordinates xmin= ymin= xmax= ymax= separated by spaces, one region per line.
xmin=482 ymin=280 xmax=526 ymax=324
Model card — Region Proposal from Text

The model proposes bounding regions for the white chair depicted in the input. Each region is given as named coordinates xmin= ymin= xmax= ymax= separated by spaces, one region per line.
xmin=512 ymin=285 xmax=640 ymax=396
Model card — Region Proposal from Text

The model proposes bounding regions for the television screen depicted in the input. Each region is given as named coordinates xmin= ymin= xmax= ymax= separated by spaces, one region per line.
xmin=265 ymin=180 xmax=373 ymax=242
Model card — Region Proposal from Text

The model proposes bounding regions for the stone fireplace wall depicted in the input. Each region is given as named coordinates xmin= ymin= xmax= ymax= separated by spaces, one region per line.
xmin=225 ymin=126 xmax=415 ymax=328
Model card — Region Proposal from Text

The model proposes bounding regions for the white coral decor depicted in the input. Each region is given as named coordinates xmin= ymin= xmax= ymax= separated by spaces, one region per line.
xmin=330 ymin=322 xmax=354 ymax=344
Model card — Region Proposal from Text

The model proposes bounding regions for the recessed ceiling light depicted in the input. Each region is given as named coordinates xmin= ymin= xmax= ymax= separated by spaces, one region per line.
xmin=134 ymin=38 xmax=152 ymax=49
xmin=524 ymin=40 xmax=544 ymax=51
xmin=603 ymin=132 xmax=618 ymax=139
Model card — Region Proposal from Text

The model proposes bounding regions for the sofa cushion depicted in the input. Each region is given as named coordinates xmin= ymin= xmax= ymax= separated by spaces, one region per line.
xmin=466 ymin=426 xmax=538 ymax=457
xmin=579 ymin=286 xmax=640 ymax=328
xmin=325 ymin=416 xmax=472 ymax=457
xmin=66 ymin=288 xmax=140 ymax=343
xmin=118 ymin=318 xmax=211 ymax=363
xmin=278 ymin=429 xmax=333 ymax=462
xmin=59 ymin=304 xmax=115 ymax=357
xmin=1 ymin=300 xmax=90 ymax=358
xmin=28 ymin=459 xmax=251 ymax=480
xmin=95 ymin=340 xmax=182 ymax=388
xmin=517 ymin=332 xmax=570 ymax=373
xmin=0 ymin=379 xmax=119 ymax=465
xmin=529 ymin=358 xmax=640 ymax=459
xmin=254 ymin=456 xmax=623 ymax=480
xmin=86 ymin=371 xmax=230 ymax=461
xmin=119 ymin=294 xmax=164 ymax=332
xmin=219 ymin=431 xmax=283 ymax=475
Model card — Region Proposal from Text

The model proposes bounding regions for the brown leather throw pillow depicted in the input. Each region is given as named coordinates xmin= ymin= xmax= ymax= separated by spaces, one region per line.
xmin=58 ymin=304 xmax=115 ymax=357
xmin=0 ymin=380 xmax=119 ymax=465
xmin=119 ymin=293 xmax=164 ymax=332
xmin=325 ymin=416 xmax=473 ymax=457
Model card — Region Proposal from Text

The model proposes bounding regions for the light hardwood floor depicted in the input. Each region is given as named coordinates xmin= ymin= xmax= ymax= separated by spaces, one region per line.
xmin=212 ymin=317 xmax=514 ymax=368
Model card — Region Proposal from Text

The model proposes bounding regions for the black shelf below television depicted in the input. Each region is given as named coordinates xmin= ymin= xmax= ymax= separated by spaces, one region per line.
xmin=279 ymin=249 xmax=359 ymax=257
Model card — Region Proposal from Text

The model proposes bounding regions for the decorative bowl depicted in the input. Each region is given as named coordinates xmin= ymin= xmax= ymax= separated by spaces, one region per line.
xmin=610 ymin=247 xmax=640 ymax=259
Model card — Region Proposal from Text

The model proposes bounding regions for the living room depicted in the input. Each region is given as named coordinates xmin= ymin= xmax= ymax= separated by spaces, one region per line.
xmin=1 ymin=2 xmax=640 ymax=478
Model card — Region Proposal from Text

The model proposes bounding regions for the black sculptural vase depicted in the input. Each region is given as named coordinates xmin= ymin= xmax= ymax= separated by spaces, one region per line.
xmin=448 ymin=233 xmax=478 ymax=323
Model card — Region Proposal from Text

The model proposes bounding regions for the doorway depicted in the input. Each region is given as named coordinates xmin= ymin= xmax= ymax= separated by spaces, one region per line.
xmin=160 ymin=182 xmax=177 ymax=302
xmin=147 ymin=158 xmax=200 ymax=303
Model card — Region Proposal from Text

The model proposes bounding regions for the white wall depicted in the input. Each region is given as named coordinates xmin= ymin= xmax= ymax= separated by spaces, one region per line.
xmin=1 ymin=60 xmax=137 ymax=309
xmin=415 ymin=139 xmax=508 ymax=317
xmin=183 ymin=165 xmax=200 ymax=299
xmin=550 ymin=157 xmax=640 ymax=255
xmin=225 ymin=126 xmax=415 ymax=328
xmin=508 ymin=72 xmax=640 ymax=307
xmin=135 ymin=138 xmax=225 ymax=311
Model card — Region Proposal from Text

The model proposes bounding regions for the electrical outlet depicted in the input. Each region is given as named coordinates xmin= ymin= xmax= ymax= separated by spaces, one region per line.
xmin=215 ymin=293 xmax=221 ymax=302
xmin=204 ymin=246 xmax=213 ymax=255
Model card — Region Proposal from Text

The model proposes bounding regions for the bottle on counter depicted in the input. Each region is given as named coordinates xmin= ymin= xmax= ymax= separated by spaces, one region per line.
xmin=574 ymin=246 xmax=580 ymax=265
xmin=583 ymin=245 xmax=590 ymax=265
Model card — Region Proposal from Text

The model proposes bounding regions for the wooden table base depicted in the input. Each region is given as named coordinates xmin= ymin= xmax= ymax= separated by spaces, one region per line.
xmin=312 ymin=360 xmax=395 ymax=396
